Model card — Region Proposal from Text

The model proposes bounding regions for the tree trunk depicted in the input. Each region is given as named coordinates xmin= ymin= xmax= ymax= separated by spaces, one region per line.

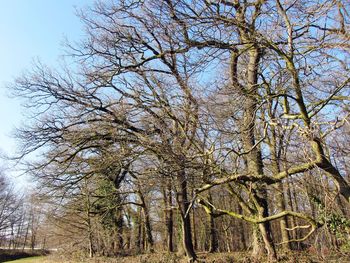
xmin=259 ymin=223 xmax=277 ymax=261
xmin=286 ymin=179 xmax=297 ymax=249
xmin=116 ymin=208 xmax=124 ymax=251
xmin=163 ymin=183 xmax=174 ymax=252
xmin=224 ymin=226 xmax=231 ymax=252
xmin=208 ymin=213 xmax=218 ymax=253
xmin=237 ymin=205 xmax=247 ymax=250
xmin=235 ymin=44 xmax=277 ymax=261
xmin=88 ymin=230 xmax=94 ymax=258
xmin=143 ymin=205 xmax=154 ymax=252
xmin=134 ymin=207 xmax=142 ymax=252
xmin=256 ymin=192 xmax=277 ymax=261
xmin=208 ymin=193 xmax=218 ymax=253
xmin=192 ymin=207 xmax=198 ymax=251
xmin=138 ymin=190 xmax=154 ymax=252
xmin=177 ymin=170 xmax=197 ymax=261
xmin=251 ymin=225 xmax=265 ymax=260
xmin=167 ymin=189 xmax=174 ymax=252
xmin=22 ymin=221 xmax=30 ymax=251
xmin=251 ymin=222 xmax=277 ymax=262
xmin=269 ymin=125 xmax=291 ymax=252
xmin=277 ymin=189 xmax=291 ymax=249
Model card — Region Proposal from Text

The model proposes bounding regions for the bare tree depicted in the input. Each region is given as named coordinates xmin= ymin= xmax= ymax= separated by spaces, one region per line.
xmin=8 ymin=0 xmax=350 ymax=261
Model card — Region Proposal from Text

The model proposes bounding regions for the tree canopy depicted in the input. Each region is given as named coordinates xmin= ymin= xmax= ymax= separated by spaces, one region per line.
xmin=7 ymin=0 xmax=350 ymax=262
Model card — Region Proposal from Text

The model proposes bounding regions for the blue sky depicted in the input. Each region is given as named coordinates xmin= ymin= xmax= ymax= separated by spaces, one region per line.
xmin=0 ymin=0 xmax=94 ymax=185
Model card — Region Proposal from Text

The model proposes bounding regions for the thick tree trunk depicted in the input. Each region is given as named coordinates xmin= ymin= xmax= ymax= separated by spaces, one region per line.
xmin=259 ymin=222 xmax=277 ymax=261
xmin=177 ymin=171 xmax=197 ymax=261
xmin=236 ymin=45 xmax=277 ymax=261
xmin=251 ymin=222 xmax=277 ymax=262
xmin=208 ymin=213 xmax=218 ymax=253
xmin=251 ymin=225 xmax=265 ymax=259
xmin=241 ymin=84 xmax=277 ymax=261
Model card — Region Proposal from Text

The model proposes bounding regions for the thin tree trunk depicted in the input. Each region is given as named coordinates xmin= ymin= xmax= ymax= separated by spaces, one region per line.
xmin=134 ymin=207 xmax=142 ymax=252
xmin=208 ymin=193 xmax=218 ymax=253
xmin=116 ymin=208 xmax=124 ymax=251
xmin=167 ymin=185 xmax=174 ymax=252
xmin=22 ymin=221 xmax=30 ymax=251
xmin=84 ymin=178 xmax=94 ymax=258
xmin=192 ymin=207 xmax=197 ymax=251
xmin=138 ymin=190 xmax=154 ymax=252
xmin=269 ymin=126 xmax=291 ymax=252
xmin=14 ymin=214 xmax=24 ymax=249
xmin=224 ymin=226 xmax=231 ymax=252
xmin=286 ymin=179 xmax=297 ymax=249
xmin=163 ymin=182 xmax=174 ymax=252
xmin=277 ymin=182 xmax=290 ymax=251
xmin=256 ymin=192 xmax=277 ymax=261
xmin=237 ymin=205 xmax=247 ymax=250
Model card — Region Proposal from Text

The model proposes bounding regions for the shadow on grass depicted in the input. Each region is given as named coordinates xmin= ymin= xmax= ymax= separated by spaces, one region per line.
xmin=0 ymin=249 xmax=49 ymax=262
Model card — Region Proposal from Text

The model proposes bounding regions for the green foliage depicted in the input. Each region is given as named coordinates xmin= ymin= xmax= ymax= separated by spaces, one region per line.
xmin=327 ymin=213 xmax=350 ymax=234
xmin=312 ymin=196 xmax=350 ymax=232
xmin=311 ymin=195 xmax=350 ymax=252
xmin=93 ymin=178 xmax=123 ymax=230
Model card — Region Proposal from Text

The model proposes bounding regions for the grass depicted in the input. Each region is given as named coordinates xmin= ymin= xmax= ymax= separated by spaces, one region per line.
xmin=3 ymin=256 xmax=48 ymax=263
xmin=0 ymin=249 xmax=50 ymax=263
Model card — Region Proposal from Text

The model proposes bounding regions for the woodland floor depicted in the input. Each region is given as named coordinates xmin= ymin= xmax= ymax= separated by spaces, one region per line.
xmin=1 ymin=251 xmax=350 ymax=263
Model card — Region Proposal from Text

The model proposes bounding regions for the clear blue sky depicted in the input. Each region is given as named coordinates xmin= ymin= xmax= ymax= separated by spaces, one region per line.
xmin=0 ymin=0 xmax=94 ymax=185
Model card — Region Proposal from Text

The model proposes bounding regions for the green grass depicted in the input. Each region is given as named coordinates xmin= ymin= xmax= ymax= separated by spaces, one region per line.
xmin=3 ymin=256 xmax=48 ymax=263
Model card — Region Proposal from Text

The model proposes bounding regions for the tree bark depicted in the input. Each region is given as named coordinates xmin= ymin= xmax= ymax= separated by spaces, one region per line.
xmin=268 ymin=122 xmax=291 ymax=252
xmin=208 ymin=193 xmax=218 ymax=253
xmin=251 ymin=225 xmax=265 ymax=259
xmin=277 ymin=182 xmax=291 ymax=252
xmin=177 ymin=170 xmax=196 ymax=261
xmin=138 ymin=191 xmax=154 ymax=252
xmin=192 ymin=207 xmax=197 ymax=251
xmin=163 ymin=183 xmax=174 ymax=252
xmin=116 ymin=208 xmax=124 ymax=251
xmin=134 ymin=207 xmax=142 ymax=252
xmin=236 ymin=43 xmax=277 ymax=261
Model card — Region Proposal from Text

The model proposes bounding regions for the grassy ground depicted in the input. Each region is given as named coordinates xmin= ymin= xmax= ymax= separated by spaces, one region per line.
xmin=3 ymin=256 xmax=48 ymax=263
xmin=0 ymin=249 xmax=49 ymax=263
